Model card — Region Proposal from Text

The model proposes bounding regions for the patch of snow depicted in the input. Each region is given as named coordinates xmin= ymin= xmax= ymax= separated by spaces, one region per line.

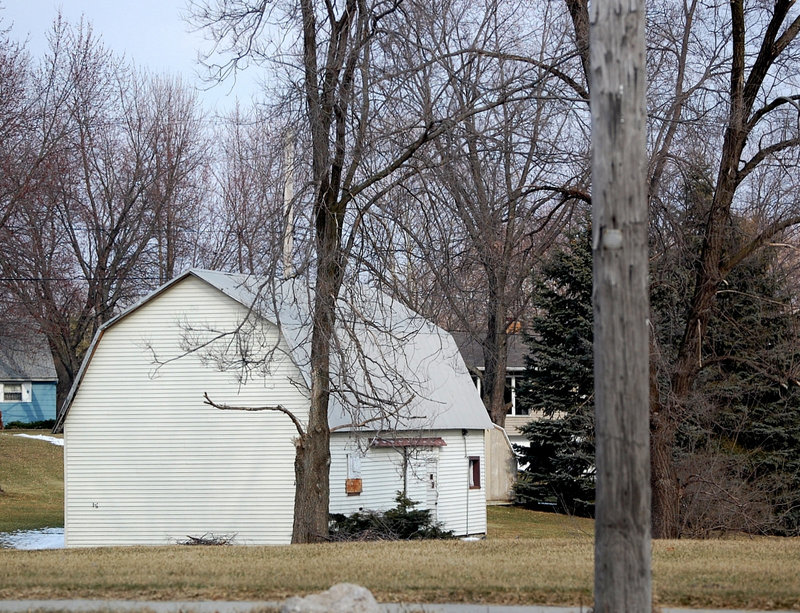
xmin=0 ymin=527 xmax=64 ymax=550
xmin=13 ymin=433 xmax=64 ymax=446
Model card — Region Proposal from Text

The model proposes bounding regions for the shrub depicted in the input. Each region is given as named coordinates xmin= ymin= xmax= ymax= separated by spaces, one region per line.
xmin=329 ymin=492 xmax=454 ymax=541
xmin=3 ymin=419 xmax=56 ymax=430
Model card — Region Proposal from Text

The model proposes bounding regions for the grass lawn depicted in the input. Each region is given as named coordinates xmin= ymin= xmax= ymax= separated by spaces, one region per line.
xmin=1 ymin=433 xmax=799 ymax=610
xmin=0 ymin=430 xmax=64 ymax=532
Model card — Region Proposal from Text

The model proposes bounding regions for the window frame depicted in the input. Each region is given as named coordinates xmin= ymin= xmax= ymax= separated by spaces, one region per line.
xmin=468 ymin=456 xmax=481 ymax=490
xmin=504 ymin=371 xmax=530 ymax=416
xmin=1 ymin=382 xmax=24 ymax=403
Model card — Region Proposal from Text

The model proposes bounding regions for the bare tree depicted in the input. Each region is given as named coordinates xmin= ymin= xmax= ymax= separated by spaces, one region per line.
xmin=651 ymin=0 xmax=800 ymax=539
xmin=0 ymin=19 xmax=208 ymax=405
xmin=347 ymin=1 xmax=591 ymax=428
xmin=0 ymin=17 xmax=73 ymax=236
xmin=566 ymin=0 xmax=800 ymax=539
xmin=201 ymin=105 xmax=292 ymax=275
xmin=146 ymin=76 xmax=209 ymax=283
xmin=0 ymin=22 xmax=31 ymax=232
xmin=191 ymin=0 xmax=534 ymax=542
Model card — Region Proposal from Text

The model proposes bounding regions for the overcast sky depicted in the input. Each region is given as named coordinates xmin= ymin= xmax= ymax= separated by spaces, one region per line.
xmin=2 ymin=0 xmax=260 ymax=112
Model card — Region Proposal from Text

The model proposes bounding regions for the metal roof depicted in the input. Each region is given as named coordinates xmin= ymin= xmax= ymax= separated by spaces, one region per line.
xmin=57 ymin=269 xmax=492 ymax=433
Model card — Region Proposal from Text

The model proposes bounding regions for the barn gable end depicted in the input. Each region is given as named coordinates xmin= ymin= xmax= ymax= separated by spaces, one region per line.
xmin=64 ymin=274 xmax=308 ymax=547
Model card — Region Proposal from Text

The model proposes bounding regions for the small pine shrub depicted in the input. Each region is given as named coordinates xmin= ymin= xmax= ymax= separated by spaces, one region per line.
xmin=329 ymin=492 xmax=454 ymax=540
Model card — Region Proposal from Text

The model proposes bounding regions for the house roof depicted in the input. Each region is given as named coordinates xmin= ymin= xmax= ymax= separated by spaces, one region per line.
xmin=451 ymin=331 xmax=528 ymax=371
xmin=56 ymin=269 xmax=492 ymax=433
xmin=0 ymin=329 xmax=58 ymax=382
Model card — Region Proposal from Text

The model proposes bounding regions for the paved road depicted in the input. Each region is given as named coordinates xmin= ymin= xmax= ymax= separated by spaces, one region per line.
xmin=0 ymin=601 xmax=798 ymax=613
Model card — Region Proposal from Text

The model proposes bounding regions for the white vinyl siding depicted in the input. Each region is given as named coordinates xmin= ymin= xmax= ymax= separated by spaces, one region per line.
xmin=434 ymin=431 xmax=487 ymax=536
xmin=329 ymin=441 xmax=410 ymax=512
xmin=64 ymin=276 xmax=309 ymax=547
xmin=329 ymin=430 xmax=487 ymax=536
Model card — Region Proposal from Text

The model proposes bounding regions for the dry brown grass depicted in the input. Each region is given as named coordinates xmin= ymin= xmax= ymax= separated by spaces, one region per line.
xmin=1 ymin=436 xmax=799 ymax=609
xmin=487 ymin=504 xmax=594 ymax=539
xmin=0 ymin=539 xmax=595 ymax=606
xmin=651 ymin=537 xmax=800 ymax=610
xmin=0 ymin=507 xmax=799 ymax=609
xmin=0 ymin=430 xmax=63 ymax=532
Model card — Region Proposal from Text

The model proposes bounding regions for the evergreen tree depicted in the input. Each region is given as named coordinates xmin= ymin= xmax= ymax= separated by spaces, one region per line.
xmin=514 ymin=189 xmax=800 ymax=532
xmin=652 ymin=168 xmax=800 ymax=535
xmin=676 ymin=243 xmax=800 ymax=535
xmin=514 ymin=225 xmax=595 ymax=517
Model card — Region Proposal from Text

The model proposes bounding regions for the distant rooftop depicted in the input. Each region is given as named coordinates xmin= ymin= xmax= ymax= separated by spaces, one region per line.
xmin=451 ymin=331 xmax=528 ymax=371
xmin=0 ymin=328 xmax=58 ymax=381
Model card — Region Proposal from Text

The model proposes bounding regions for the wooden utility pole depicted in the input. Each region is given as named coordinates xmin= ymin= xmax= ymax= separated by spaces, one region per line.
xmin=590 ymin=0 xmax=651 ymax=610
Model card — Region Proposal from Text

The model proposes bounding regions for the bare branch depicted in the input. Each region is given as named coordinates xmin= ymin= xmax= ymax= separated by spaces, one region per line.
xmin=203 ymin=391 xmax=305 ymax=438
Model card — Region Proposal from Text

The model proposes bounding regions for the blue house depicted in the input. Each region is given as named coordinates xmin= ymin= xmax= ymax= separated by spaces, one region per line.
xmin=0 ymin=331 xmax=58 ymax=426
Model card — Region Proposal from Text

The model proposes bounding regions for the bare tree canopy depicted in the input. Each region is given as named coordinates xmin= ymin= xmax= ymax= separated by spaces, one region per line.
xmin=187 ymin=0 xmax=587 ymax=541
xmin=565 ymin=0 xmax=800 ymax=539
xmin=3 ymin=0 xmax=800 ymax=550
xmin=0 ymin=18 xmax=208 ymax=406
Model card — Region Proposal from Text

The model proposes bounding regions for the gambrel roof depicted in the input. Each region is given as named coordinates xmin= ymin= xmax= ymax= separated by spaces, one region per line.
xmin=56 ymin=269 xmax=491 ymax=433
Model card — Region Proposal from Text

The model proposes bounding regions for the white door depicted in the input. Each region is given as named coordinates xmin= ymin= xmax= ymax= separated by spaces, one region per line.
xmin=425 ymin=457 xmax=439 ymax=520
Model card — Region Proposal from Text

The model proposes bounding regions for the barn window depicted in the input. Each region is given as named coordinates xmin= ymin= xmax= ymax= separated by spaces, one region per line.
xmin=468 ymin=457 xmax=481 ymax=489
xmin=2 ymin=383 xmax=23 ymax=402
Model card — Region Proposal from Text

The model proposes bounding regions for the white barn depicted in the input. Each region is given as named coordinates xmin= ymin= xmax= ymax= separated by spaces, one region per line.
xmin=55 ymin=270 xmax=491 ymax=547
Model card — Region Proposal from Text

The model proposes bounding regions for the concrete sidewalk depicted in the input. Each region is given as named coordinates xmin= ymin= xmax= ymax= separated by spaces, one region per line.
xmin=0 ymin=601 xmax=798 ymax=613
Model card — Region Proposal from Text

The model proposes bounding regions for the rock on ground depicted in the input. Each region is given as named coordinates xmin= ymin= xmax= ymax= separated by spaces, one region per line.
xmin=280 ymin=583 xmax=380 ymax=613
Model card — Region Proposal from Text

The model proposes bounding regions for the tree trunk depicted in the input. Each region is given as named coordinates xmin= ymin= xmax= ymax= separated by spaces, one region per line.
xmin=649 ymin=340 xmax=681 ymax=539
xmin=650 ymin=411 xmax=680 ymax=539
xmin=565 ymin=0 xmax=590 ymax=82
xmin=293 ymin=236 xmax=337 ymax=544
xmin=590 ymin=0 xmax=651 ymax=608
xmin=482 ymin=337 xmax=508 ymax=428
xmin=291 ymin=412 xmax=330 ymax=543
xmin=483 ymin=277 xmax=509 ymax=427
xmin=291 ymin=203 xmax=341 ymax=543
xmin=53 ymin=351 xmax=77 ymax=416
xmin=288 ymin=0 xmax=350 ymax=544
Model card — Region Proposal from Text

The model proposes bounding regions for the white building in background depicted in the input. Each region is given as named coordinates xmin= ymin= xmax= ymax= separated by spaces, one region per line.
xmin=55 ymin=270 xmax=491 ymax=547
xmin=452 ymin=332 xmax=537 ymax=448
